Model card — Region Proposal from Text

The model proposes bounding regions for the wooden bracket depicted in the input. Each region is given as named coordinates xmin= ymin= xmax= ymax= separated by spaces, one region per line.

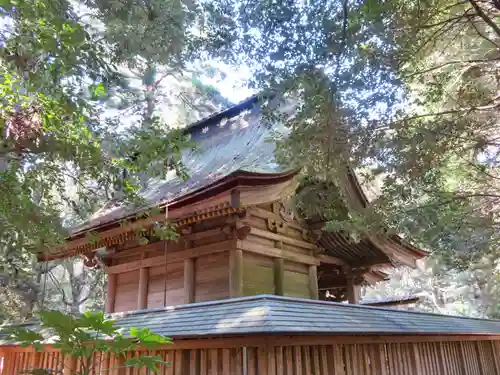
xmin=82 ymin=253 xmax=99 ymax=269
xmin=223 ymin=221 xmax=251 ymax=240
xmin=181 ymin=226 xmax=193 ymax=235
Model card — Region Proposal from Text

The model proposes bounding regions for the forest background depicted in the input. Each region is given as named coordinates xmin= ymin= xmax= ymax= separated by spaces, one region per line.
xmin=1 ymin=0 xmax=500 ymax=320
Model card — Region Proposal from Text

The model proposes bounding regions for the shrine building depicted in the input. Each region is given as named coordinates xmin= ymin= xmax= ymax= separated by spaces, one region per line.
xmin=2 ymin=95 xmax=500 ymax=375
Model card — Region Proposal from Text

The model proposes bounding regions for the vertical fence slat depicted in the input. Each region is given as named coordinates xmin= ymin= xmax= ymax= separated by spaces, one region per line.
xmin=285 ymin=347 xmax=293 ymax=375
xmin=275 ymin=347 xmax=283 ymax=375
xmin=293 ymin=346 xmax=302 ymax=375
xmin=3 ymin=337 xmax=500 ymax=375
xmin=247 ymin=348 xmax=256 ymax=375
xmin=199 ymin=349 xmax=207 ymax=375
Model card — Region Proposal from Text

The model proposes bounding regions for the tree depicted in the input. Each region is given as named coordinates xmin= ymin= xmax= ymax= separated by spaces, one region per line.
xmin=203 ymin=0 xmax=500 ymax=269
xmin=365 ymin=0 xmax=500 ymax=265
xmin=0 ymin=0 xmax=238 ymax=264
xmin=365 ymin=253 xmax=500 ymax=318
xmin=0 ymin=0 xmax=231 ymax=319
xmin=6 ymin=310 xmax=171 ymax=375
xmin=41 ymin=259 xmax=106 ymax=314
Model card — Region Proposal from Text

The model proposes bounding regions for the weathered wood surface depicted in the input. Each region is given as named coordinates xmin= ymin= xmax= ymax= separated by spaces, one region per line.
xmin=2 ymin=336 xmax=500 ymax=375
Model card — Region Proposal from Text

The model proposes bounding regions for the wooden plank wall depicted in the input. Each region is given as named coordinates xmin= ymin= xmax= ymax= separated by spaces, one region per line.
xmin=2 ymin=338 xmax=500 ymax=375
xmin=108 ymin=204 xmax=321 ymax=312
xmin=114 ymin=270 xmax=139 ymax=312
xmin=109 ymin=217 xmax=233 ymax=312
xmin=241 ymin=206 xmax=319 ymax=299
xmin=195 ymin=252 xmax=230 ymax=303
xmin=283 ymin=261 xmax=310 ymax=298
xmin=243 ymin=253 xmax=275 ymax=296
xmin=147 ymin=262 xmax=184 ymax=308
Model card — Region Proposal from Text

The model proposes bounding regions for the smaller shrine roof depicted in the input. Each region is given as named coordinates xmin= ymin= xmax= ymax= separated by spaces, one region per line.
xmin=1 ymin=295 xmax=499 ymax=346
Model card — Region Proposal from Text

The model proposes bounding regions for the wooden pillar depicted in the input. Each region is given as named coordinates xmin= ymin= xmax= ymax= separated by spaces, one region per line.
xmin=308 ymin=265 xmax=319 ymax=300
xmin=274 ymin=258 xmax=285 ymax=296
xmin=184 ymin=258 xmax=195 ymax=304
xmin=346 ymin=271 xmax=361 ymax=304
xmin=230 ymin=249 xmax=243 ymax=298
xmin=106 ymin=273 xmax=117 ymax=313
xmin=137 ymin=266 xmax=149 ymax=310
xmin=63 ymin=355 xmax=77 ymax=375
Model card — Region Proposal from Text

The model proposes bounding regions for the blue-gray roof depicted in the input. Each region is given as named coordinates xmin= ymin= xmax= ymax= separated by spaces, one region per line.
xmin=2 ymin=295 xmax=500 ymax=345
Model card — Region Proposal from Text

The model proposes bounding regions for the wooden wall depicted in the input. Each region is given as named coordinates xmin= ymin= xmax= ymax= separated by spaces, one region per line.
xmin=106 ymin=204 xmax=322 ymax=313
xmin=2 ymin=335 xmax=500 ymax=375
xmin=147 ymin=262 xmax=184 ymax=308
xmin=195 ymin=252 xmax=230 ymax=303
xmin=240 ymin=205 xmax=319 ymax=300
xmin=114 ymin=270 xmax=139 ymax=312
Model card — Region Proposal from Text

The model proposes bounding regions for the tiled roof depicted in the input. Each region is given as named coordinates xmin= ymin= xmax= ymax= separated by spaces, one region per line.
xmin=2 ymin=295 xmax=500 ymax=345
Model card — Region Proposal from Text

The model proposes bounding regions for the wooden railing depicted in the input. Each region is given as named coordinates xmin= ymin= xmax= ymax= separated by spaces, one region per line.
xmin=1 ymin=335 xmax=500 ymax=375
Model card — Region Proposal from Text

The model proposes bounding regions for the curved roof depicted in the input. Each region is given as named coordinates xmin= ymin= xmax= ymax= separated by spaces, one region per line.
xmin=73 ymin=96 xmax=285 ymax=234
xmin=68 ymin=96 xmax=424 ymax=268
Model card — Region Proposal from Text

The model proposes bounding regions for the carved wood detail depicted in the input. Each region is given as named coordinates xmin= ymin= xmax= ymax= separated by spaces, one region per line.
xmin=266 ymin=218 xmax=287 ymax=234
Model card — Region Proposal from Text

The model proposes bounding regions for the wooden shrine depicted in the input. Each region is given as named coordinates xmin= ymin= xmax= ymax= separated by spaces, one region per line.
xmin=3 ymin=96 xmax=500 ymax=375
xmin=38 ymin=95 xmax=425 ymax=313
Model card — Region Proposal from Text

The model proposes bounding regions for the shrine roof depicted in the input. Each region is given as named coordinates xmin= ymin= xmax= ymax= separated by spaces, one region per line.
xmin=72 ymin=95 xmax=288 ymax=235
xmin=58 ymin=95 xmax=425 ymax=268
xmin=1 ymin=295 xmax=499 ymax=345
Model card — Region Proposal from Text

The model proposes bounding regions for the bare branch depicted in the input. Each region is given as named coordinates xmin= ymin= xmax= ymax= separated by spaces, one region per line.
xmin=404 ymin=58 xmax=499 ymax=77
xmin=468 ymin=0 xmax=500 ymax=38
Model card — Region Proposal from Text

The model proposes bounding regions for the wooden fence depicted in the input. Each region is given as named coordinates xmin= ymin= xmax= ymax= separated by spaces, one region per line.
xmin=1 ymin=335 xmax=500 ymax=375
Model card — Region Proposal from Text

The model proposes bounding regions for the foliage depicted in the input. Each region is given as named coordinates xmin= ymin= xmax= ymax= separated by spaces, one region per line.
xmin=0 ymin=0 xmax=190 ymax=255
xmin=201 ymin=0 xmax=500 ymax=268
xmin=365 ymin=255 xmax=500 ymax=318
xmin=361 ymin=0 xmax=500 ymax=265
xmin=6 ymin=310 xmax=171 ymax=375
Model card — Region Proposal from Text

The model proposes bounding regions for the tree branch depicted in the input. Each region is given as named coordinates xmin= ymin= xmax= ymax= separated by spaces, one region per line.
xmin=468 ymin=0 xmax=500 ymax=38
xmin=404 ymin=58 xmax=499 ymax=77
xmin=402 ymin=102 xmax=500 ymax=122
xmin=468 ymin=15 xmax=500 ymax=48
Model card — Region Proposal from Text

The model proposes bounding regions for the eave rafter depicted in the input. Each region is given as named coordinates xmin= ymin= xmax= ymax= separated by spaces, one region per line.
xmin=40 ymin=173 xmax=299 ymax=262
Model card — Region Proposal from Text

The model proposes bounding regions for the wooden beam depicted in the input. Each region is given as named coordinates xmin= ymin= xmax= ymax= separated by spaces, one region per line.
xmin=308 ymin=265 xmax=319 ymax=300
xmin=249 ymin=207 xmax=304 ymax=231
xmin=229 ymin=249 xmax=243 ymax=298
xmin=236 ymin=240 xmax=319 ymax=265
xmin=274 ymin=258 xmax=285 ymax=296
xmin=106 ymin=240 xmax=234 ymax=274
xmin=111 ymin=227 xmax=230 ymax=259
xmin=247 ymin=226 xmax=317 ymax=250
xmin=346 ymin=272 xmax=361 ymax=304
xmin=184 ymin=258 xmax=195 ymax=304
xmin=106 ymin=273 xmax=116 ymax=313
xmin=317 ymin=254 xmax=347 ymax=266
xmin=137 ymin=266 xmax=148 ymax=310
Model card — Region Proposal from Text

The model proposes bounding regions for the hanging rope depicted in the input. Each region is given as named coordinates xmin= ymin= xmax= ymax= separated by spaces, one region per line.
xmin=39 ymin=259 xmax=49 ymax=310
xmin=162 ymin=207 xmax=168 ymax=306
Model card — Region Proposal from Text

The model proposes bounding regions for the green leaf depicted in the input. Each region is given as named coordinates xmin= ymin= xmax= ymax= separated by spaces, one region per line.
xmin=93 ymin=83 xmax=106 ymax=98
xmin=124 ymin=355 xmax=169 ymax=372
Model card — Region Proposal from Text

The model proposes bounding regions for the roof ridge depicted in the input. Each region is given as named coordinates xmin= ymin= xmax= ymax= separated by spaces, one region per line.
xmin=182 ymin=94 xmax=261 ymax=135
